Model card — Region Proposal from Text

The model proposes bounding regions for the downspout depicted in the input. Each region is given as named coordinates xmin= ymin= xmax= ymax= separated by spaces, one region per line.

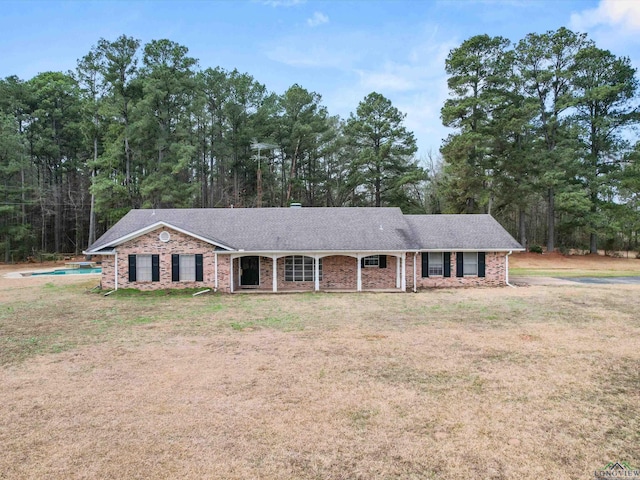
xmin=214 ymin=252 xmax=218 ymax=292
xmin=114 ymin=249 xmax=118 ymax=291
xmin=505 ymin=250 xmax=515 ymax=288
xmin=413 ymin=252 xmax=417 ymax=292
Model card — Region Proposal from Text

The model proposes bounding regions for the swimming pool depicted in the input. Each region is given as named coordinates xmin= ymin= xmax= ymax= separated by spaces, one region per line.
xmin=30 ymin=267 xmax=102 ymax=276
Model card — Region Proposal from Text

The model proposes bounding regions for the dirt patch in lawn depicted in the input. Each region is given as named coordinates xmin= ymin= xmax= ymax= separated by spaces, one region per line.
xmin=510 ymin=251 xmax=640 ymax=270
xmin=1 ymin=277 xmax=639 ymax=479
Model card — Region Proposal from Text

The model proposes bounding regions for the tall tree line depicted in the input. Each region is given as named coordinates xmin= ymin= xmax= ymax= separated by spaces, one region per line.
xmin=438 ymin=27 xmax=640 ymax=253
xmin=0 ymin=35 xmax=422 ymax=261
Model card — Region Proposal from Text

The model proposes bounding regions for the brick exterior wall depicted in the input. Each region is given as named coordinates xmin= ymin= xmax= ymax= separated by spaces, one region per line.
xmin=321 ymin=255 xmax=357 ymax=290
xmin=98 ymin=227 xmax=232 ymax=292
xmin=95 ymin=226 xmax=507 ymax=292
xmin=412 ymin=252 xmax=507 ymax=289
xmin=362 ymin=255 xmax=398 ymax=289
xmin=100 ymin=255 xmax=115 ymax=290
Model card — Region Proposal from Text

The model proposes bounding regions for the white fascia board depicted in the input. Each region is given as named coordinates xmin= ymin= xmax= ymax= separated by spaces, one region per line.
xmin=82 ymin=249 xmax=116 ymax=255
xmin=418 ymin=248 xmax=525 ymax=252
xmin=86 ymin=221 xmax=234 ymax=252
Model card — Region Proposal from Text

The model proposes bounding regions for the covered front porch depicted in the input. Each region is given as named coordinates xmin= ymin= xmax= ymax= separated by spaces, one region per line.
xmin=225 ymin=252 xmax=408 ymax=293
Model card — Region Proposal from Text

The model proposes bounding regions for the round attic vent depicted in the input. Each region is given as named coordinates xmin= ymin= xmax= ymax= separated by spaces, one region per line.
xmin=159 ymin=231 xmax=170 ymax=243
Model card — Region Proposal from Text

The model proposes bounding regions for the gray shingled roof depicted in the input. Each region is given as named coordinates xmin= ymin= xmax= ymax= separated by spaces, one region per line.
xmin=88 ymin=207 xmax=415 ymax=252
xmin=404 ymin=214 xmax=523 ymax=250
xmin=87 ymin=208 xmax=523 ymax=253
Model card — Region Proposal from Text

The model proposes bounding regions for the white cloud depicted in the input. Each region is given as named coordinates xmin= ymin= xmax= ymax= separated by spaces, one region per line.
xmin=570 ymin=0 xmax=640 ymax=32
xmin=260 ymin=0 xmax=305 ymax=7
xmin=266 ymin=43 xmax=357 ymax=69
xmin=355 ymin=37 xmax=454 ymax=93
xmin=307 ymin=11 xmax=329 ymax=27
xmin=355 ymin=69 xmax=415 ymax=91
xmin=264 ymin=24 xmax=457 ymax=155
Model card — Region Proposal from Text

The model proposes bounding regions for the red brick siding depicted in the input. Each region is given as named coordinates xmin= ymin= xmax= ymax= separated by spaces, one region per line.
xmin=412 ymin=252 xmax=506 ymax=288
xmin=98 ymin=227 xmax=232 ymax=291
xmin=259 ymin=256 xmax=273 ymax=288
xmin=320 ymin=255 xmax=357 ymax=290
xmin=100 ymin=255 xmax=115 ymax=290
xmin=405 ymin=254 xmax=414 ymax=290
xmin=217 ymin=255 xmax=231 ymax=292
xmin=361 ymin=255 xmax=398 ymax=289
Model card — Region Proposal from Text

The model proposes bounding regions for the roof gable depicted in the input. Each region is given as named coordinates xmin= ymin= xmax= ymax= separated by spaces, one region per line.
xmin=89 ymin=220 xmax=234 ymax=252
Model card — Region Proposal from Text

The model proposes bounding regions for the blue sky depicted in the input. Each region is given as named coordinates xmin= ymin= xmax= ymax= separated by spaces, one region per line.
xmin=2 ymin=0 xmax=639 ymax=157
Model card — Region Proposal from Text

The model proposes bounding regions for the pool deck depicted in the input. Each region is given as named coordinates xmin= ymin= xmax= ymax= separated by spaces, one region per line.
xmin=3 ymin=267 xmax=102 ymax=279
xmin=65 ymin=261 xmax=98 ymax=269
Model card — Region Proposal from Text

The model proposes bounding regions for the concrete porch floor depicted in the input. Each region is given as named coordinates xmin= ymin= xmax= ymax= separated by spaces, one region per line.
xmin=234 ymin=288 xmax=404 ymax=294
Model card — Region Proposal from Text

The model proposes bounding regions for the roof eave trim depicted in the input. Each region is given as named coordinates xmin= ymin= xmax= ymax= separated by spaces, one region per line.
xmin=417 ymin=247 xmax=526 ymax=252
xmin=218 ymin=249 xmax=411 ymax=255
xmin=88 ymin=221 xmax=235 ymax=252
xmin=82 ymin=248 xmax=116 ymax=255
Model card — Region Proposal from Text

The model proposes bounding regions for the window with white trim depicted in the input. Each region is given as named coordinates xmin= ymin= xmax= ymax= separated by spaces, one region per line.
xmin=284 ymin=256 xmax=322 ymax=281
xmin=428 ymin=252 xmax=444 ymax=276
xmin=363 ymin=255 xmax=380 ymax=267
xmin=137 ymin=254 xmax=153 ymax=282
xmin=464 ymin=252 xmax=478 ymax=276
xmin=179 ymin=254 xmax=196 ymax=281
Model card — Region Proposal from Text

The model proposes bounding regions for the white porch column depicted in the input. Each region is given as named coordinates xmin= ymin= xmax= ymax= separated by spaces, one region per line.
xmin=314 ymin=255 xmax=320 ymax=292
xmin=395 ymin=254 xmax=401 ymax=289
xmin=214 ymin=252 xmax=218 ymax=290
xmin=401 ymin=253 xmax=406 ymax=292
xmin=230 ymin=256 xmax=234 ymax=293
xmin=357 ymin=254 xmax=362 ymax=292
xmin=272 ymin=255 xmax=278 ymax=292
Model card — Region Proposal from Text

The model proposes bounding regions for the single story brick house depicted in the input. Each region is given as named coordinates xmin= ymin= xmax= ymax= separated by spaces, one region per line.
xmin=84 ymin=207 xmax=523 ymax=293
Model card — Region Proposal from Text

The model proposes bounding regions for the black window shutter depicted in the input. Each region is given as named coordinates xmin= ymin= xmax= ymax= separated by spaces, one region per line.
xmin=478 ymin=252 xmax=486 ymax=278
xmin=128 ymin=255 xmax=136 ymax=282
xmin=456 ymin=252 xmax=464 ymax=277
xmin=361 ymin=257 xmax=365 ymax=268
xmin=444 ymin=252 xmax=451 ymax=277
xmin=152 ymin=254 xmax=160 ymax=282
xmin=421 ymin=253 xmax=429 ymax=277
xmin=171 ymin=254 xmax=180 ymax=282
xmin=195 ymin=254 xmax=204 ymax=281
xmin=379 ymin=255 xmax=387 ymax=268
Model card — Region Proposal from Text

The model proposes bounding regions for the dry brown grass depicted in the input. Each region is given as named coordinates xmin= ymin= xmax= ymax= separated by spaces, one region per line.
xmin=1 ymin=274 xmax=639 ymax=479
xmin=510 ymin=251 xmax=640 ymax=270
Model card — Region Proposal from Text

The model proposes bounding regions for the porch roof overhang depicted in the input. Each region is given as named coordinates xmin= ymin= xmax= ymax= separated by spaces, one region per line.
xmin=223 ymin=248 xmax=524 ymax=257
xmin=224 ymin=250 xmax=409 ymax=258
